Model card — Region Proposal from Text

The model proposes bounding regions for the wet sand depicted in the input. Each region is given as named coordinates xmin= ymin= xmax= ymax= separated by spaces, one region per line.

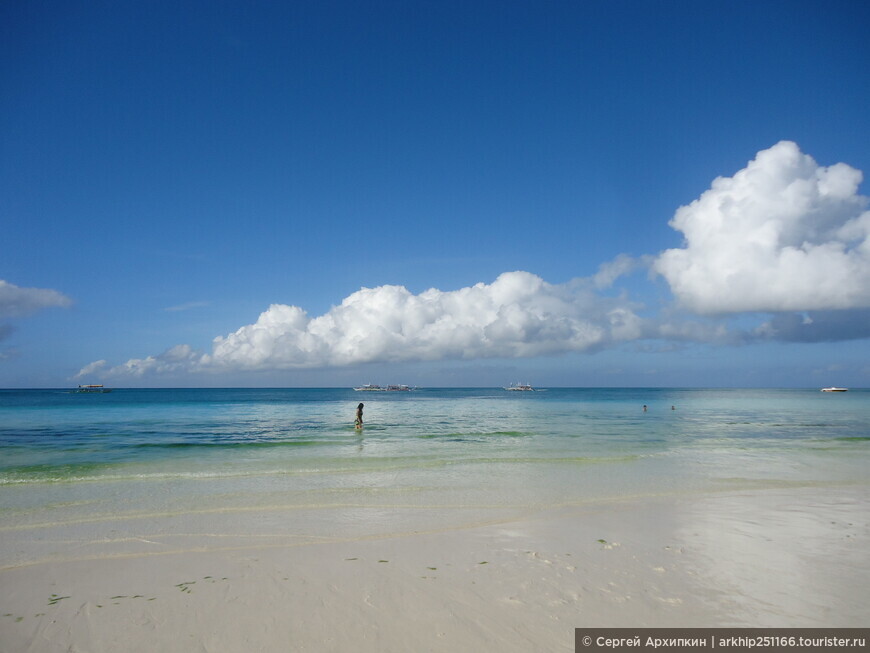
xmin=1 ymin=485 xmax=867 ymax=652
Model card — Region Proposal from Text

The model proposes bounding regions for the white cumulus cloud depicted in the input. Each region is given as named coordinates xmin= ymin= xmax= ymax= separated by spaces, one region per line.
xmin=80 ymin=345 xmax=201 ymax=379
xmin=88 ymin=271 xmax=648 ymax=377
xmin=654 ymin=141 xmax=870 ymax=314
xmin=74 ymin=360 xmax=107 ymax=378
xmin=203 ymin=271 xmax=647 ymax=369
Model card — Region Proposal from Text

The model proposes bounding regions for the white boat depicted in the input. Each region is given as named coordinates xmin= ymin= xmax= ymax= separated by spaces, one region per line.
xmin=73 ymin=384 xmax=112 ymax=393
xmin=821 ymin=387 xmax=848 ymax=392
xmin=353 ymin=384 xmax=415 ymax=392
xmin=504 ymin=383 xmax=534 ymax=391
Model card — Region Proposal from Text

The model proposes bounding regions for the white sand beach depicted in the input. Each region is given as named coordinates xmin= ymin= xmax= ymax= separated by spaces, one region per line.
xmin=2 ymin=485 xmax=867 ymax=652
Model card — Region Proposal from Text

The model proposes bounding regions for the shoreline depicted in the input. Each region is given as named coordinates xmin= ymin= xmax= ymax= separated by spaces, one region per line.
xmin=2 ymin=485 xmax=867 ymax=652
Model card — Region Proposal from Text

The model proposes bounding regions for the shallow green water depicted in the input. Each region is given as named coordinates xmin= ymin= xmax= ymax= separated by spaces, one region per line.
xmin=1 ymin=387 xmax=868 ymax=527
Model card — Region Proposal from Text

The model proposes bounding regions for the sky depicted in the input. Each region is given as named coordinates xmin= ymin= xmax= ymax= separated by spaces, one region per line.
xmin=2 ymin=0 xmax=870 ymax=388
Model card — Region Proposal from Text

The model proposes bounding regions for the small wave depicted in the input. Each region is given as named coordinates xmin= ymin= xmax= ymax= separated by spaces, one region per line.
xmin=0 ymin=467 xmax=314 ymax=485
xmin=469 ymin=455 xmax=640 ymax=464
xmin=418 ymin=430 xmax=534 ymax=440
xmin=131 ymin=438 xmax=334 ymax=450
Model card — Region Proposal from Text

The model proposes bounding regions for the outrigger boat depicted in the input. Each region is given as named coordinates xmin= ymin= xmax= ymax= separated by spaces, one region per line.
xmin=73 ymin=384 xmax=112 ymax=393
xmin=504 ymin=383 xmax=534 ymax=391
xmin=353 ymin=384 xmax=414 ymax=392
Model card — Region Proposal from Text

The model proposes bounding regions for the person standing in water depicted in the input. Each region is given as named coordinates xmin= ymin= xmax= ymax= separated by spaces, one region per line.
xmin=355 ymin=403 xmax=364 ymax=429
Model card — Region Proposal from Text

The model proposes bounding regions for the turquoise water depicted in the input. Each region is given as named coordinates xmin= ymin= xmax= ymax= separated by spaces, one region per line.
xmin=1 ymin=387 xmax=868 ymax=539
xmin=2 ymin=387 xmax=869 ymax=483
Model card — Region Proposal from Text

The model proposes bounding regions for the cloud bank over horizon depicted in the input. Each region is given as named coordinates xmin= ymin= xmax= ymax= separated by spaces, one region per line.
xmin=80 ymin=271 xmax=650 ymax=378
xmin=77 ymin=142 xmax=870 ymax=380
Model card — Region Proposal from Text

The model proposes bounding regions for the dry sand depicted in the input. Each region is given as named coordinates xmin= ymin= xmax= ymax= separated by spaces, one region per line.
xmin=1 ymin=486 xmax=867 ymax=652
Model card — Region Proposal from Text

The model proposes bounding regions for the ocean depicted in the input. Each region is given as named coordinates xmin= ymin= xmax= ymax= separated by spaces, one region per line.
xmin=1 ymin=387 xmax=868 ymax=566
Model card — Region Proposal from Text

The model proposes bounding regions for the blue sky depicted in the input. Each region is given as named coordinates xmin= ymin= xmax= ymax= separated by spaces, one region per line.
xmin=2 ymin=0 xmax=870 ymax=388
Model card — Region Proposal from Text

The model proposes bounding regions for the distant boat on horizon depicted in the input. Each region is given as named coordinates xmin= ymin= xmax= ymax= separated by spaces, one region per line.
xmin=73 ymin=384 xmax=112 ymax=393
xmin=821 ymin=387 xmax=848 ymax=392
xmin=353 ymin=384 xmax=415 ymax=392
xmin=504 ymin=383 xmax=535 ymax=391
